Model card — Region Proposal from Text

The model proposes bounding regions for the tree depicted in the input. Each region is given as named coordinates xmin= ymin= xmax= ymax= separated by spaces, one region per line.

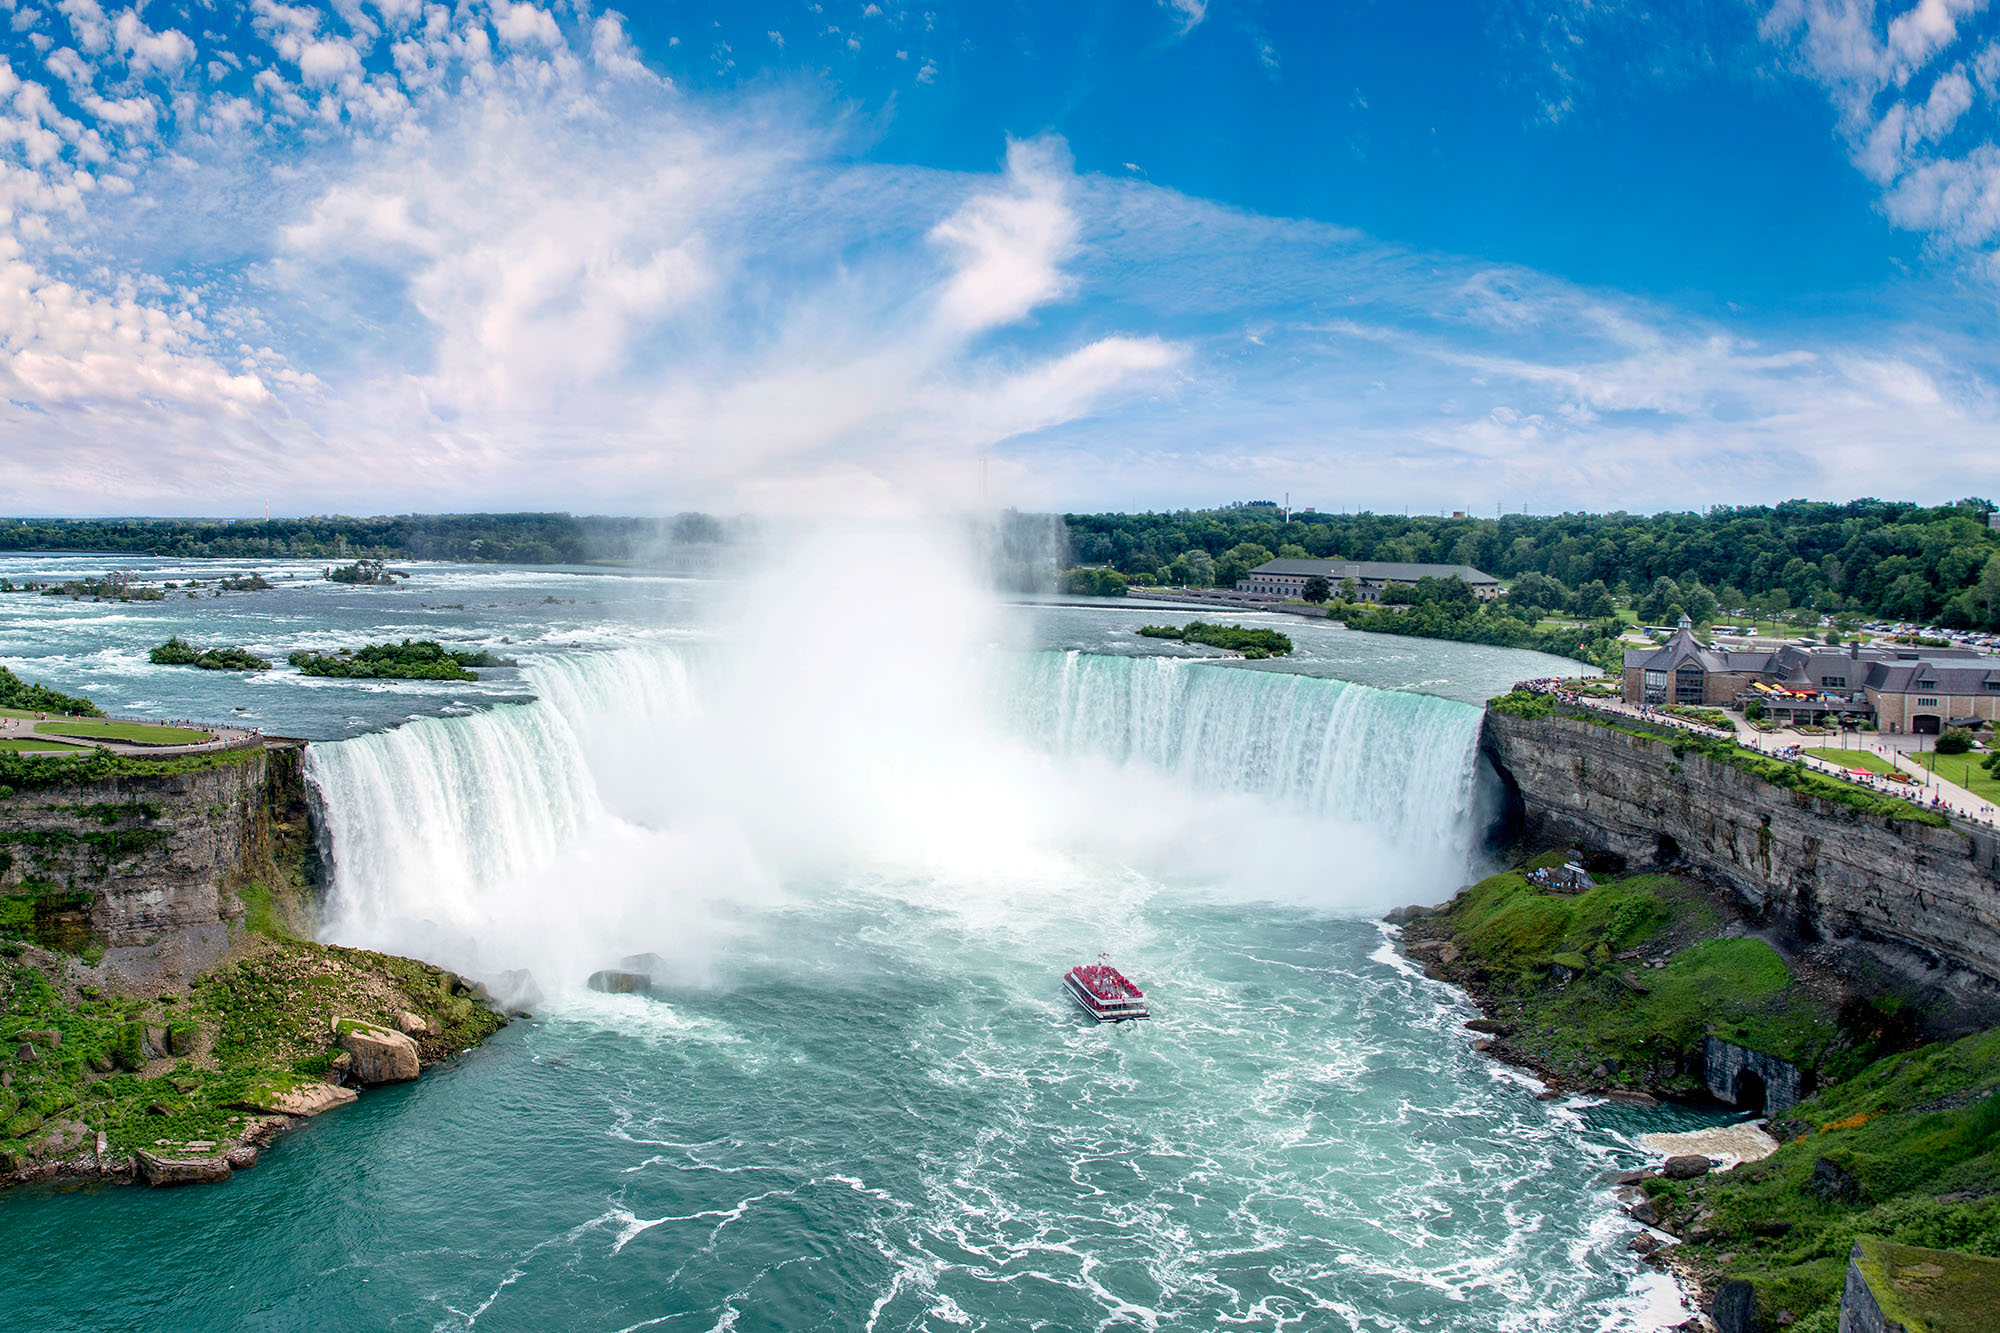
xmin=1180 ymin=549 xmax=1216 ymax=588
xmin=1300 ymin=575 xmax=1330 ymax=604
xmin=1936 ymin=727 xmax=1973 ymax=755
xmin=1276 ymin=542 xmax=1309 ymax=560
xmin=1574 ymin=579 xmax=1615 ymax=620
xmin=1340 ymin=577 xmax=1358 ymax=601
xmin=1215 ymin=542 xmax=1275 ymax=590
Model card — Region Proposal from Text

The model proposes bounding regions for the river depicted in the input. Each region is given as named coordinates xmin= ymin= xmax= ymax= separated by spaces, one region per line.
xmin=0 ymin=545 xmax=1718 ymax=1331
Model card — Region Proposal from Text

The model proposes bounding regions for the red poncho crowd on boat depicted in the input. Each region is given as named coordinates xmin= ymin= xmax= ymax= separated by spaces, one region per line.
xmin=1070 ymin=963 xmax=1143 ymax=1001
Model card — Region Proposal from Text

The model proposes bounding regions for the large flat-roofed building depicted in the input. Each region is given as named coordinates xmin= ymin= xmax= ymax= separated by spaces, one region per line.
xmin=1239 ymin=559 xmax=1500 ymax=602
xmin=1623 ymin=616 xmax=2000 ymax=733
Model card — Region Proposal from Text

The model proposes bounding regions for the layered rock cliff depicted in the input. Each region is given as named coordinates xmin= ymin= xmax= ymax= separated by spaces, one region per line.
xmin=1480 ymin=710 xmax=2000 ymax=995
xmin=0 ymin=743 xmax=312 ymax=951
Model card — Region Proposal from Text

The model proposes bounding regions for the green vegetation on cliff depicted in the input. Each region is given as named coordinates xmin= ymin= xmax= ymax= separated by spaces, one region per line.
xmin=150 ymin=636 xmax=272 ymax=671
xmin=1651 ymin=1029 xmax=2000 ymax=1331
xmin=0 ymin=743 xmax=265 ymax=793
xmin=1407 ymin=863 xmax=1874 ymax=1096
xmin=1484 ymin=691 xmax=1952 ymax=828
xmin=0 ymin=753 xmax=505 ymax=1185
xmin=1137 ymin=621 xmax=1294 ymax=658
xmin=287 ymin=638 xmax=513 ymax=681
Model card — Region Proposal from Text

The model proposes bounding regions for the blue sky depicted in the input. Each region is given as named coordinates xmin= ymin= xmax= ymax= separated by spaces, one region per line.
xmin=2 ymin=0 xmax=1998 ymax=516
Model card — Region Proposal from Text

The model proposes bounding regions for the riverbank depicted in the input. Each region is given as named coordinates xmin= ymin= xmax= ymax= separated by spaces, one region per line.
xmin=1397 ymin=854 xmax=2000 ymax=1330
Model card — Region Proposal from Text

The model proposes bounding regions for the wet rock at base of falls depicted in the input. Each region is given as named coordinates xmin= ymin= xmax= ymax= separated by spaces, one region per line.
xmin=395 ymin=1010 xmax=429 ymax=1037
xmin=1383 ymin=905 xmax=1435 ymax=925
xmin=1627 ymin=1198 xmax=1661 ymax=1226
xmin=1604 ymin=1090 xmax=1661 ymax=1107
xmin=1463 ymin=1018 xmax=1508 ymax=1035
xmin=334 ymin=1020 xmax=421 ymax=1085
xmin=1661 ymin=1155 xmax=1713 ymax=1180
xmin=588 ymin=969 xmax=651 ymax=995
xmin=1627 ymin=1231 xmax=1660 ymax=1255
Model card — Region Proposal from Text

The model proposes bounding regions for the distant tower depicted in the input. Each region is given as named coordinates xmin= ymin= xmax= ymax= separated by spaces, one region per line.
xmin=1678 ymin=612 xmax=1693 ymax=633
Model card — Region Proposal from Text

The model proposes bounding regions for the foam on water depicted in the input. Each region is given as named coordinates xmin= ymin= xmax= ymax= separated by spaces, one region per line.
xmin=289 ymin=634 xmax=1700 ymax=1330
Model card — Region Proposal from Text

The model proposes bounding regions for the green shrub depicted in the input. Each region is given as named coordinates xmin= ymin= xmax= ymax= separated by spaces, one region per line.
xmin=1936 ymin=728 xmax=1973 ymax=755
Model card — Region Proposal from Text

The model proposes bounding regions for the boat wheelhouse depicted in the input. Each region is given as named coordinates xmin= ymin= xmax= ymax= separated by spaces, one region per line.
xmin=1064 ymin=955 xmax=1149 ymax=1022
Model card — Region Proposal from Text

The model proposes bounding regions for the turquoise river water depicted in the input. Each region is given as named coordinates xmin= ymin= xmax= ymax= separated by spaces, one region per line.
xmin=0 ymin=550 xmax=1725 ymax=1331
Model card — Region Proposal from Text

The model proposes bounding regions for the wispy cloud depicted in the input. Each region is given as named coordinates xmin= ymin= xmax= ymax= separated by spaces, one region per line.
xmin=1763 ymin=0 xmax=2000 ymax=266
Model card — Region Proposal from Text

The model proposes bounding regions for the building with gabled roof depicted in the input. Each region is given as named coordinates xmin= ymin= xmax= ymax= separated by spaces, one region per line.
xmin=1238 ymin=559 xmax=1500 ymax=602
xmin=1623 ymin=615 xmax=2000 ymax=733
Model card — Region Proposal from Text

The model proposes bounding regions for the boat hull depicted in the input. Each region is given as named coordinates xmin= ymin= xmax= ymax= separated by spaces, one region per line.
xmin=1065 ymin=971 xmax=1149 ymax=1022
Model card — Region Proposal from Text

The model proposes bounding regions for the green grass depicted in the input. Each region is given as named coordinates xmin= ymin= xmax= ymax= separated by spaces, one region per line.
xmin=1804 ymin=747 xmax=1906 ymax=777
xmin=1660 ymin=1026 xmax=2000 ymax=1331
xmin=1912 ymin=752 xmax=2000 ymax=804
xmin=1420 ymin=866 xmax=1864 ymax=1092
xmin=35 ymin=720 xmax=212 ymax=745
xmin=0 ymin=738 xmax=86 ymax=753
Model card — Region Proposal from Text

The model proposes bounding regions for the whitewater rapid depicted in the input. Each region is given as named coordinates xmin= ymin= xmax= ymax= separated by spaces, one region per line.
xmin=306 ymin=646 xmax=1490 ymax=977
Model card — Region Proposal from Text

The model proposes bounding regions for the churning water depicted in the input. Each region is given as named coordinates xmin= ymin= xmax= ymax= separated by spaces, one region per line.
xmin=1 ymin=547 xmax=1701 ymax=1330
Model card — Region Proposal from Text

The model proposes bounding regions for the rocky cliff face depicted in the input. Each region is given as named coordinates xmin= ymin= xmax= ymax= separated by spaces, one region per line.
xmin=1481 ymin=711 xmax=2000 ymax=995
xmin=0 ymin=744 xmax=311 ymax=950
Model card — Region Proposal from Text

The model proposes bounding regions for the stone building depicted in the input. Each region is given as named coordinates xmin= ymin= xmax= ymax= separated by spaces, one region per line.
xmin=1623 ymin=617 xmax=2000 ymax=733
xmin=1239 ymin=559 xmax=1500 ymax=602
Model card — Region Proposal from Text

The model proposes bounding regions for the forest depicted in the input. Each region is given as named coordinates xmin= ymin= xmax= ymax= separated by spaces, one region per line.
xmin=1063 ymin=499 xmax=2000 ymax=629
xmin=0 ymin=512 xmax=731 ymax=565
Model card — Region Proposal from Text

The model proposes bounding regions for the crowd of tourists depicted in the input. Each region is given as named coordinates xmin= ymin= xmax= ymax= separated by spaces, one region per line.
xmin=1509 ymin=677 xmax=1998 ymax=830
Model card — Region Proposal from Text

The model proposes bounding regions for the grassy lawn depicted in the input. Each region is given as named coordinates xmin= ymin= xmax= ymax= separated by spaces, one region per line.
xmin=0 ymin=737 xmax=87 ymax=753
xmin=1912 ymin=750 xmax=2000 ymax=804
xmin=1803 ymin=747 xmax=1905 ymax=777
xmin=35 ymin=720 xmax=212 ymax=745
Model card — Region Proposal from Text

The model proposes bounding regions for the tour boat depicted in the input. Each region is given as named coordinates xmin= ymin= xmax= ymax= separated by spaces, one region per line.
xmin=1064 ymin=954 xmax=1150 ymax=1021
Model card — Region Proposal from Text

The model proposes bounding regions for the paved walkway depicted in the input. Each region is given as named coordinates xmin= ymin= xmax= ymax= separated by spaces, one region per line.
xmin=0 ymin=713 xmax=263 ymax=758
xmin=1516 ymin=680 xmax=1999 ymax=832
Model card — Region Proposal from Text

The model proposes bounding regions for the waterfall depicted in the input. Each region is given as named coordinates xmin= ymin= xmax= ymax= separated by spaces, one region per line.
xmin=1001 ymin=651 xmax=1482 ymax=845
xmin=306 ymin=646 xmax=1487 ymax=972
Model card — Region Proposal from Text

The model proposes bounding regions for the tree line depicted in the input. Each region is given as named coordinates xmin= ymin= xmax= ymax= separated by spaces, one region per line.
xmin=1064 ymin=498 xmax=2000 ymax=629
xmin=0 ymin=512 xmax=734 ymax=566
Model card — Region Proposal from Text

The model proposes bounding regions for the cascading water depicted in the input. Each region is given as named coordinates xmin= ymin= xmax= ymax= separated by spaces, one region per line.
xmin=308 ymin=644 xmax=1487 ymax=980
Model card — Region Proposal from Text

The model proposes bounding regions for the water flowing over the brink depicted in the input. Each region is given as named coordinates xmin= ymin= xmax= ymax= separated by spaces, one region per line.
xmin=1007 ymin=649 xmax=1483 ymax=847
xmin=272 ymin=647 xmax=1704 ymax=1333
xmin=306 ymin=646 xmax=1488 ymax=958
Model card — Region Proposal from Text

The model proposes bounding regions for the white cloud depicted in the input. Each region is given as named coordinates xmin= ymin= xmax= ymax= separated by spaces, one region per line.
xmin=1763 ymin=0 xmax=2000 ymax=274
xmin=1158 ymin=0 xmax=1207 ymax=35
xmin=113 ymin=11 xmax=195 ymax=78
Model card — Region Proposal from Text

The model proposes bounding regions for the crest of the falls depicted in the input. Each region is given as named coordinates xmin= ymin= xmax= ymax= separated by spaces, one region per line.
xmin=307 ymin=646 xmax=1487 ymax=977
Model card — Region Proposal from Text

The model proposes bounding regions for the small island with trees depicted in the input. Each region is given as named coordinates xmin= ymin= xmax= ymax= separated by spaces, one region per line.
xmin=287 ymin=639 xmax=514 ymax=681
xmin=149 ymin=637 xmax=273 ymax=671
xmin=324 ymin=560 xmax=406 ymax=585
xmin=1138 ymin=621 xmax=1294 ymax=659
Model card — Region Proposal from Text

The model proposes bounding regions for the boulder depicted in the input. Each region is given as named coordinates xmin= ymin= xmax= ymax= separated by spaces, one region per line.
xmin=144 ymin=1025 xmax=169 ymax=1059
xmin=1628 ymin=1232 xmax=1659 ymax=1255
xmin=394 ymin=1011 xmax=429 ymax=1037
xmin=14 ymin=1043 xmax=35 ymax=1063
xmin=334 ymin=1021 xmax=420 ymax=1085
xmin=1611 ymin=1168 xmax=1652 ymax=1186
xmin=224 ymin=1145 xmax=260 ymax=1170
xmin=1662 ymin=1154 xmax=1713 ymax=1180
xmin=1807 ymin=1154 xmax=1864 ymax=1203
xmin=19 ymin=1028 xmax=59 ymax=1048
xmin=1383 ymin=905 xmax=1435 ymax=925
xmin=136 ymin=1150 xmax=231 ymax=1187
xmin=1628 ymin=1198 xmax=1661 ymax=1227
xmin=233 ymin=1081 xmax=358 ymax=1117
xmin=1464 ymin=1018 xmax=1508 ymax=1035
xmin=1604 ymin=1090 xmax=1661 ymax=1107
xmin=1708 ymin=1279 xmax=1757 ymax=1333
xmin=588 ymin=969 xmax=650 ymax=995
xmin=1472 ymin=1038 xmax=1496 ymax=1053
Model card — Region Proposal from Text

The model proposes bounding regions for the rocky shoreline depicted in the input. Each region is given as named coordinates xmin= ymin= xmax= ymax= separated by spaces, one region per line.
xmin=1387 ymin=897 xmax=1784 ymax=1331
